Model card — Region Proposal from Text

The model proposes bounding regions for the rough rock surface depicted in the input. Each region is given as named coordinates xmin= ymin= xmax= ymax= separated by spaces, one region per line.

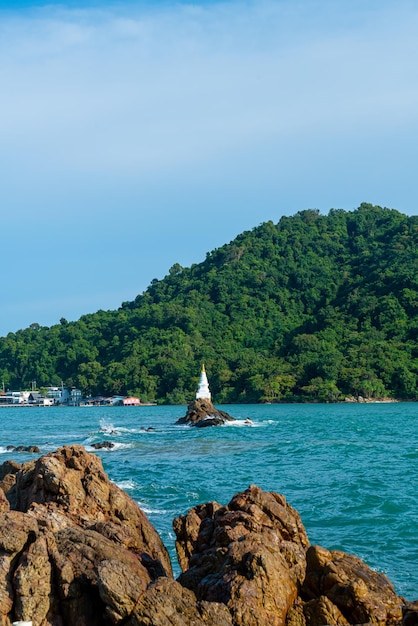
xmin=91 ymin=440 xmax=115 ymax=449
xmin=0 ymin=458 xmax=20 ymax=495
xmin=176 ymin=398 xmax=235 ymax=427
xmin=300 ymin=544 xmax=403 ymax=626
xmin=174 ymin=485 xmax=310 ymax=626
xmin=174 ymin=484 xmax=407 ymax=626
xmin=127 ymin=577 xmax=233 ymax=626
xmin=6 ymin=445 xmax=41 ymax=453
xmin=403 ymin=601 xmax=418 ymax=626
xmin=0 ymin=447 xmax=411 ymax=626
xmin=0 ymin=445 xmax=173 ymax=625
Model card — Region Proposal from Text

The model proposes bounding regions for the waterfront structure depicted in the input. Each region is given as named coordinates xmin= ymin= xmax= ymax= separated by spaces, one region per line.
xmin=68 ymin=388 xmax=83 ymax=406
xmin=47 ymin=386 xmax=70 ymax=404
xmin=0 ymin=391 xmax=30 ymax=405
xmin=122 ymin=396 xmax=141 ymax=406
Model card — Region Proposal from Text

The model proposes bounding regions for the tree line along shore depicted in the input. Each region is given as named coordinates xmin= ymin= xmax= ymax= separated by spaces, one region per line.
xmin=1 ymin=203 xmax=418 ymax=405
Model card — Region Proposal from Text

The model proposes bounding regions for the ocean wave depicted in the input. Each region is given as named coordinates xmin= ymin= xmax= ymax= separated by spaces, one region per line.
xmin=85 ymin=442 xmax=133 ymax=453
xmin=112 ymin=442 xmax=134 ymax=450
xmin=97 ymin=419 xmax=122 ymax=436
xmin=116 ymin=479 xmax=137 ymax=490
xmin=224 ymin=419 xmax=257 ymax=427
xmin=137 ymin=502 xmax=168 ymax=515
xmin=226 ymin=418 xmax=274 ymax=426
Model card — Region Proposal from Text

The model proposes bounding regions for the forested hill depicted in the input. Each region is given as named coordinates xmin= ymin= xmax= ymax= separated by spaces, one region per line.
xmin=2 ymin=203 xmax=418 ymax=403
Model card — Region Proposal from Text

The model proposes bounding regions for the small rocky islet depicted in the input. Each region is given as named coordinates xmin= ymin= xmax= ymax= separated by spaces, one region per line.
xmin=176 ymin=364 xmax=236 ymax=427
xmin=176 ymin=397 xmax=236 ymax=427
xmin=0 ymin=444 xmax=416 ymax=626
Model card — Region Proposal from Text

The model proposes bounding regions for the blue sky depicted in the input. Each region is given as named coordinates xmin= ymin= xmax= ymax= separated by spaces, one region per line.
xmin=1 ymin=0 xmax=418 ymax=336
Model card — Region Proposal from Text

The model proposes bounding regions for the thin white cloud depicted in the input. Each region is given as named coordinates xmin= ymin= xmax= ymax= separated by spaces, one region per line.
xmin=1 ymin=0 xmax=418 ymax=185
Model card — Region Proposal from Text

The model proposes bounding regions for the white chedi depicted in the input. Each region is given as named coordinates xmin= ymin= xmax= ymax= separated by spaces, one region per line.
xmin=196 ymin=364 xmax=211 ymax=400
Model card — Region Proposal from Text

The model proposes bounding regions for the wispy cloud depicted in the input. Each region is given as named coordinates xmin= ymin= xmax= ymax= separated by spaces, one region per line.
xmin=2 ymin=0 xmax=418 ymax=190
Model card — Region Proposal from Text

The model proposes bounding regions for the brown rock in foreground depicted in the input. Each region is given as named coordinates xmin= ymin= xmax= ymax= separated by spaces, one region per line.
xmin=0 ymin=445 xmax=174 ymax=625
xmin=174 ymin=485 xmax=407 ymax=626
xmin=176 ymin=398 xmax=236 ymax=427
xmin=174 ymin=485 xmax=310 ymax=626
xmin=0 ymin=446 xmax=411 ymax=626
xmin=301 ymin=545 xmax=402 ymax=625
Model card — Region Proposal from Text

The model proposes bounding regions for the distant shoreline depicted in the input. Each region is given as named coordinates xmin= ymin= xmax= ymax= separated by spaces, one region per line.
xmin=0 ymin=403 xmax=158 ymax=408
xmin=0 ymin=396 xmax=412 ymax=409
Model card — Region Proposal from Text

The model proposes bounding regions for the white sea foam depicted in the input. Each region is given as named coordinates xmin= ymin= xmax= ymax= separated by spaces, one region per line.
xmin=129 ymin=427 xmax=159 ymax=434
xmin=111 ymin=442 xmax=133 ymax=450
xmin=116 ymin=479 xmax=136 ymax=490
xmin=138 ymin=504 xmax=168 ymax=515
xmin=185 ymin=491 xmax=199 ymax=500
xmin=99 ymin=418 xmax=114 ymax=428
xmin=0 ymin=446 xmax=8 ymax=454
xmin=224 ymin=419 xmax=256 ymax=427
xmin=85 ymin=442 xmax=134 ymax=452
xmin=99 ymin=419 xmax=121 ymax=435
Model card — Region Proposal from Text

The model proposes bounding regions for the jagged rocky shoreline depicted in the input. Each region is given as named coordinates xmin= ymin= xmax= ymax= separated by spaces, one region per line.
xmin=0 ymin=445 xmax=416 ymax=626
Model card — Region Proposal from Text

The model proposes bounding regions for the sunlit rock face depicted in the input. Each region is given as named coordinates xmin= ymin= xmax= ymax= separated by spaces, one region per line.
xmin=174 ymin=484 xmax=405 ymax=626
xmin=176 ymin=398 xmax=236 ymax=427
xmin=0 ymin=445 xmax=172 ymax=626
xmin=0 ymin=448 xmax=410 ymax=626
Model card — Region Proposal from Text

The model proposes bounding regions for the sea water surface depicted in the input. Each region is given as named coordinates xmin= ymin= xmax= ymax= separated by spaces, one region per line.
xmin=1 ymin=402 xmax=417 ymax=599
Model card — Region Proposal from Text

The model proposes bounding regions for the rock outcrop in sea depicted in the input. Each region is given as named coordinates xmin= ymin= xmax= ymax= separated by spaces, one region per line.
xmin=176 ymin=397 xmax=236 ymax=427
xmin=0 ymin=445 xmax=415 ymax=626
xmin=176 ymin=364 xmax=236 ymax=427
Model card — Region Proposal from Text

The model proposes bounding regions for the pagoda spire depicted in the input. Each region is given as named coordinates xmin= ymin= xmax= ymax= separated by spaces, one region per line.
xmin=196 ymin=363 xmax=211 ymax=400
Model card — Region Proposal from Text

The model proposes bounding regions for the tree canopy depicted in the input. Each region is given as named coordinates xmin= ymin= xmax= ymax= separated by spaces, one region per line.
xmin=2 ymin=203 xmax=418 ymax=403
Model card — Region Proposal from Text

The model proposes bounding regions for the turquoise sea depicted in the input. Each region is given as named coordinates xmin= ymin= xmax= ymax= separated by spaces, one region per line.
xmin=0 ymin=402 xmax=417 ymax=600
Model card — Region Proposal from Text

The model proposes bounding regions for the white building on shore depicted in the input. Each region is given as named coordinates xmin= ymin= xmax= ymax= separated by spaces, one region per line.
xmin=47 ymin=386 xmax=70 ymax=404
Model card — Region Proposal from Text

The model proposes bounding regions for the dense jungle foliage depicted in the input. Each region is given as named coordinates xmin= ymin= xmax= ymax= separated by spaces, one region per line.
xmin=2 ymin=203 xmax=418 ymax=403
